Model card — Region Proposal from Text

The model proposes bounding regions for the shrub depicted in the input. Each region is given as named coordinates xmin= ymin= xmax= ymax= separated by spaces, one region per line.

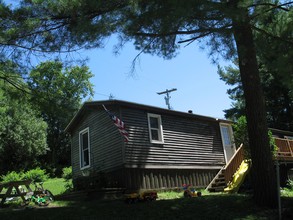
xmin=232 ymin=116 xmax=250 ymax=158
xmin=62 ymin=166 xmax=72 ymax=180
xmin=287 ymin=179 xmax=293 ymax=190
xmin=62 ymin=166 xmax=73 ymax=192
xmin=23 ymin=167 xmax=48 ymax=182
xmin=233 ymin=116 xmax=278 ymax=159
xmin=1 ymin=171 xmax=23 ymax=183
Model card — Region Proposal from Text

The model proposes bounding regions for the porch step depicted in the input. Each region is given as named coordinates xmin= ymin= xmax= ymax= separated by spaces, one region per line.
xmin=208 ymin=186 xmax=225 ymax=192
xmin=207 ymin=170 xmax=227 ymax=193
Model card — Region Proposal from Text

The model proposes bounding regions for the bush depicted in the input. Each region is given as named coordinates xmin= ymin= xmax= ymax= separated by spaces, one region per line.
xmin=287 ymin=179 xmax=293 ymax=190
xmin=23 ymin=167 xmax=48 ymax=182
xmin=62 ymin=166 xmax=73 ymax=192
xmin=62 ymin=166 xmax=72 ymax=180
xmin=233 ymin=116 xmax=278 ymax=159
xmin=1 ymin=171 xmax=23 ymax=183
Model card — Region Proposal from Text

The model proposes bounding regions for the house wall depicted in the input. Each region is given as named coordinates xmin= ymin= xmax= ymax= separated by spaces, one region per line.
xmin=101 ymin=168 xmax=218 ymax=190
xmin=70 ymin=103 xmax=226 ymax=190
xmin=122 ymin=107 xmax=225 ymax=168
xmin=71 ymin=108 xmax=124 ymax=179
xmin=125 ymin=168 xmax=218 ymax=190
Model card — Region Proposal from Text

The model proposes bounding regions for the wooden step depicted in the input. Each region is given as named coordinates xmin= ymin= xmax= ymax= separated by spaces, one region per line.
xmin=208 ymin=186 xmax=225 ymax=192
xmin=211 ymin=182 xmax=226 ymax=188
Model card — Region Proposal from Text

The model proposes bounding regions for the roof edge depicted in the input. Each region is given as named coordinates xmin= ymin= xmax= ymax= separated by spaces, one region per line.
xmin=64 ymin=99 xmax=231 ymax=133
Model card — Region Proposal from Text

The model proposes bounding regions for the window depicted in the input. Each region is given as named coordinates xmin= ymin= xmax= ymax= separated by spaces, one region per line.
xmin=147 ymin=113 xmax=164 ymax=144
xmin=79 ymin=128 xmax=90 ymax=169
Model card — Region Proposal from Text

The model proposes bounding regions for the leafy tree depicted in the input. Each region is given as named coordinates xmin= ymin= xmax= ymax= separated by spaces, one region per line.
xmin=0 ymin=80 xmax=48 ymax=174
xmin=233 ymin=116 xmax=249 ymax=151
xmin=233 ymin=116 xmax=278 ymax=159
xmin=2 ymin=0 xmax=292 ymax=207
xmin=27 ymin=61 xmax=94 ymax=168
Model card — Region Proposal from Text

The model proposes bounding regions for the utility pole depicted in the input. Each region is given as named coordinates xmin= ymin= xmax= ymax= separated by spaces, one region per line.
xmin=109 ymin=93 xmax=114 ymax=100
xmin=157 ymin=88 xmax=177 ymax=110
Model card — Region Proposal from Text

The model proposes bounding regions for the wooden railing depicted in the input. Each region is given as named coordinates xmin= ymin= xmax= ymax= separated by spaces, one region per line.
xmin=222 ymin=138 xmax=293 ymax=186
xmin=275 ymin=138 xmax=293 ymax=161
xmin=224 ymin=144 xmax=244 ymax=184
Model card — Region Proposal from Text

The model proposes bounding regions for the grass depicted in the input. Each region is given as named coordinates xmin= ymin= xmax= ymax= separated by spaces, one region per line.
xmin=42 ymin=178 xmax=69 ymax=196
xmin=0 ymin=179 xmax=293 ymax=220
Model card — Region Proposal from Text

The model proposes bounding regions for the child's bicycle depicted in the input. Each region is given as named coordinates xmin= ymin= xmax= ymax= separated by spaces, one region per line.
xmin=24 ymin=181 xmax=54 ymax=206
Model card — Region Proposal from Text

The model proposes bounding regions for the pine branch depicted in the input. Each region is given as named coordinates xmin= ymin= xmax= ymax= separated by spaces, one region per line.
xmin=249 ymin=2 xmax=293 ymax=12
xmin=134 ymin=25 xmax=232 ymax=38
xmin=252 ymin=25 xmax=293 ymax=45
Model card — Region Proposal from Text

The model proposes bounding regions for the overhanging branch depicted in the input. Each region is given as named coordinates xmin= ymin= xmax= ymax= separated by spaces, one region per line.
xmin=252 ymin=26 xmax=293 ymax=45
xmin=134 ymin=25 xmax=232 ymax=38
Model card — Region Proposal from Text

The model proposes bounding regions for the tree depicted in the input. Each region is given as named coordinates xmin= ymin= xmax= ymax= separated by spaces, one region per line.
xmin=0 ymin=78 xmax=48 ymax=174
xmin=27 ymin=61 xmax=94 ymax=168
xmin=219 ymin=60 xmax=293 ymax=130
xmin=2 ymin=0 xmax=293 ymax=207
xmin=219 ymin=6 xmax=293 ymax=131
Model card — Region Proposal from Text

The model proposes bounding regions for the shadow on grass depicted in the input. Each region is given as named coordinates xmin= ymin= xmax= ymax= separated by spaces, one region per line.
xmin=1 ymin=194 xmax=292 ymax=220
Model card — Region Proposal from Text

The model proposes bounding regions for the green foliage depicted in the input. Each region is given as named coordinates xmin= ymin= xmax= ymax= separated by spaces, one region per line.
xmin=233 ymin=116 xmax=278 ymax=159
xmin=62 ymin=167 xmax=73 ymax=192
xmin=287 ymin=179 xmax=293 ymax=189
xmin=268 ymin=130 xmax=278 ymax=157
xmin=218 ymin=7 xmax=293 ymax=131
xmin=233 ymin=116 xmax=249 ymax=147
xmin=0 ymin=80 xmax=48 ymax=174
xmin=62 ymin=166 xmax=72 ymax=180
xmin=232 ymin=116 xmax=250 ymax=158
xmin=28 ymin=61 xmax=94 ymax=167
xmin=1 ymin=171 xmax=23 ymax=183
xmin=23 ymin=167 xmax=48 ymax=182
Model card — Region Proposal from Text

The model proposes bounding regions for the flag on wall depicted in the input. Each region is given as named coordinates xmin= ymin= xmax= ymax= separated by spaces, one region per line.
xmin=102 ymin=105 xmax=129 ymax=142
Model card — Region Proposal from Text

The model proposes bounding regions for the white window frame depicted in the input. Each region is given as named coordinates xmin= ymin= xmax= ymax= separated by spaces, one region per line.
xmin=79 ymin=127 xmax=91 ymax=170
xmin=147 ymin=113 xmax=164 ymax=144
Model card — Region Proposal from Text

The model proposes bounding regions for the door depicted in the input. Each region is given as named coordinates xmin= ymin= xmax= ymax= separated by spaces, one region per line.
xmin=220 ymin=124 xmax=236 ymax=163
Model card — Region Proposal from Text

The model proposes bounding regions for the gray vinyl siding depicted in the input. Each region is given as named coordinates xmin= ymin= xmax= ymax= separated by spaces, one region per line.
xmin=71 ymin=109 xmax=124 ymax=178
xmin=122 ymin=107 xmax=225 ymax=168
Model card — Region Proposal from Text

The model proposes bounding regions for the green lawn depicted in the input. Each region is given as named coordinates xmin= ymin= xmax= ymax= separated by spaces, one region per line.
xmin=0 ymin=179 xmax=292 ymax=220
xmin=42 ymin=178 xmax=69 ymax=196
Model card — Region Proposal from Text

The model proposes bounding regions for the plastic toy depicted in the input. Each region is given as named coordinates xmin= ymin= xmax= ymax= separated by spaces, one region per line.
xmin=224 ymin=159 xmax=251 ymax=193
xmin=182 ymin=184 xmax=202 ymax=198
xmin=124 ymin=190 xmax=158 ymax=204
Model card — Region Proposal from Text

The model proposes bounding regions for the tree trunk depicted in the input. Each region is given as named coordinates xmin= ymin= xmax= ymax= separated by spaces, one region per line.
xmin=231 ymin=4 xmax=278 ymax=208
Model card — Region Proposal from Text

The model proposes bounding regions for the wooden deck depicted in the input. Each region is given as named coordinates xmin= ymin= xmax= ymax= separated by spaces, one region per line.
xmin=274 ymin=138 xmax=293 ymax=161
xmin=207 ymin=137 xmax=293 ymax=192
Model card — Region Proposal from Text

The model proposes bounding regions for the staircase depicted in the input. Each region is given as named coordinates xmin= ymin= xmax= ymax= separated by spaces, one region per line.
xmin=207 ymin=138 xmax=293 ymax=192
xmin=206 ymin=144 xmax=244 ymax=192
xmin=206 ymin=168 xmax=226 ymax=192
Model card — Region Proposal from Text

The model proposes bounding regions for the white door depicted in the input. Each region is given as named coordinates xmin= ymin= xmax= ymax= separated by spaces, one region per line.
xmin=220 ymin=124 xmax=236 ymax=163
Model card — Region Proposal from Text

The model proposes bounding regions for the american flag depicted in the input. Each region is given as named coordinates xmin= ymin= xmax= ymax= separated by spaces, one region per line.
xmin=102 ymin=105 xmax=129 ymax=142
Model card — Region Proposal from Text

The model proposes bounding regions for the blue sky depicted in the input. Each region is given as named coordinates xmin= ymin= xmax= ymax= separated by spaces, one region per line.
xmin=5 ymin=0 xmax=233 ymax=119
xmin=78 ymin=37 xmax=233 ymax=119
